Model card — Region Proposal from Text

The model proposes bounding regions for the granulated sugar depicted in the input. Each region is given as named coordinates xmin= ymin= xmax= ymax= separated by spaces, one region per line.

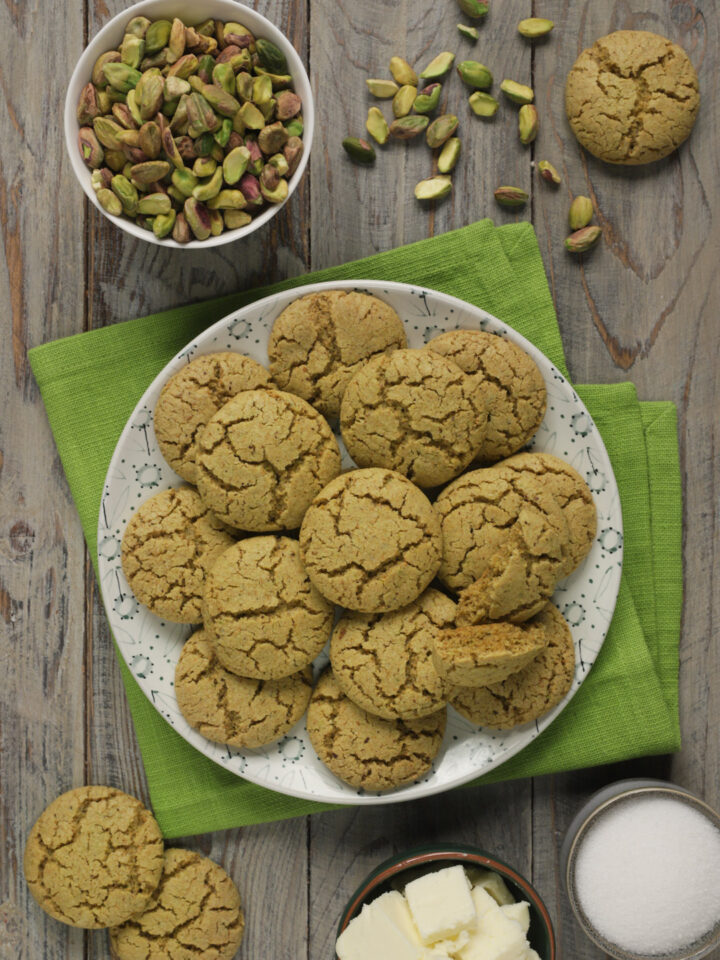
xmin=574 ymin=795 xmax=720 ymax=955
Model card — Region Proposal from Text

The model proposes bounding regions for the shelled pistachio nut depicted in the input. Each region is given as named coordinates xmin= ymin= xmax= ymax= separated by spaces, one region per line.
xmin=468 ymin=91 xmax=499 ymax=117
xmin=389 ymin=115 xmax=429 ymax=139
xmin=256 ymin=38 xmax=288 ymax=74
xmin=78 ymin=127 xmax=104 ymax=168
xmin=137 ymin=193 xmax=172 ymax=215
xmin=110 ymin=174 xmax=139 ymax=214
xmin=184 ymin=196 xmax=212 ymax=239
xmin=223 ymin=146 xmax=251 ymax=183
xmin=494 ymin=186 xmax=529 ymax=207
xmin=413 ymin=83 xmax=441 ymax=115
xmin=120 ymin=34 xmax=145 ymax=69
xmin=518 ymin=104 xmax=538 ymax=144
xmin=420 ymin=52 xmax=455 ymax=79
xmin=342 ymin=136 xmax=376 ymax=163
xmin=224 ymin=209 xmax=252 ymax=229
xmin=77 ymin=83 xmax=101 ymax=125
xmin=537 ymin=160 xmax=561 ymax=184
xmin=103 ymin=62 xmax=142 ymax=94
xmin=172 ymin=211 xmax=191 ymax=243
xmin=426 ymin=114 xmax=458 ymax=148
xmin=457 ymin=0 xmax=488 ymax=17
xmin=569 ymin=196 xmax=594 ymax=230
xmin=153 ymin=209 xmax=177 ymax=238
xmin=565 ymin=225 xmax=602 ymax=253
xmin=275 ymin=90 xmax=302 ymax=121
xmin=96 ymin=187 xmax=123 ymax=215
xmin=130 ymin=160 xmax=171 ymax=185
xmin=207 ymin=189 xmax=247 ymax=209
xmin=518 ymin=18 xmax=554 ymax=39
xmin=366 ymin=107 xmax=389 ymax=145
xmin=91 ymin=168 xmax=112 ymax=192
xmin=389 ymin=56 xmax=418 ymax=86
xmin=415 ymin=175 xmax=452 ymax=201
xmin=284 ymin=136 xmax=303 ymax=176
xmin=500 ymin=79 xmax=534 ymax=104
xmin=145 ymin=19 xmax=172 ymax=54
xmin=366 ymin=78 xmax=399 ymax=98
xmin=457 ymin=60 xmax=492 ymax=89
xmin=192 ymin=166 xmax=224 ymax=201
xmin=193 ymin=156 xmax=217 ymax=178
xmin=93 ymin=116 xmax=125 ymax=150
xmin=393 ymin=84 xmax=417 ymax=118
xmin=457 ymin=24 xmax=479 ymax=41
xmin=437 ymin=137 xmax=461 ymax=173
xmin=260 ymin=177 xmax=288 ymax=203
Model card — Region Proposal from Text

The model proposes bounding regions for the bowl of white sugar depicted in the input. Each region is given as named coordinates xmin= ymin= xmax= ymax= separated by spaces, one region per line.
xmin=562 ymin=780 xmax=720 ymax=960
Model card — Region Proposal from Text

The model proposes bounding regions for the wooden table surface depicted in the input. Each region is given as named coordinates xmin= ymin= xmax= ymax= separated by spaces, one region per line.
xmin=2 ymin=1 xmax=718 ymax=957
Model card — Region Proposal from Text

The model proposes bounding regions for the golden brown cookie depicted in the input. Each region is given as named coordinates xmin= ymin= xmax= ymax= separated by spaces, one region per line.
xmin=432 ymin=621 xmax=547 ymax=687
xmin=24 ymin=786 xmax=164 ymax=929
xmin=154 ymin=352 xmax=271 ymax=485
xmin=121 ymin=487 xmax=235 ymax=623
xmin=175 ymin=630 xmax=312 ymax=748
xmin=340 ymin=348 xmax=487 ymax=488
xmin=202 ymin=536 xmax=333 ymax=679
xmin=195 ymin=389 xmax=341 ymax=532
xmin=435 ymin=452 xmax=596 ymax=593
xmin=425 ymin=329 xmax=546 ymax=462
xmin=109 ymin=848 xmax=244 ymax=960
xmin=299 ymin=468 xmax=442 ymax=613
xmin=565 ymin=30 xmax=700 ymax=165
xmin=450 ymin=603 xmax=575 ymax=728
xmin=307 ymin=668 xmax=447 ymax=791
xmin=330 ymin=588 xmax=457 ymax=720
xmin=267 ymin=289 xmax=407 ymax=418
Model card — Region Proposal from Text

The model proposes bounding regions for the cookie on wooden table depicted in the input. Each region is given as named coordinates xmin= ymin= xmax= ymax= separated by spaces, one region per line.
xmin=24 ymin=786 xmax=164 ymax=929
xmin=307 ymin=668 xmax=447 ymax=791
xmin=267 ymin=289 xmax=407 ymax=418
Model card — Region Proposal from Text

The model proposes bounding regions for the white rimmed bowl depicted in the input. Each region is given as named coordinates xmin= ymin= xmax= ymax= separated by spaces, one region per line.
xmin=64 ymin=0 xmax=313 ymax=249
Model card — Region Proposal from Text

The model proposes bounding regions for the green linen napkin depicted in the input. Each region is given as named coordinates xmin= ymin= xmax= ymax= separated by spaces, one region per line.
xmin=29 ymin=219 xmax=682 ymax=838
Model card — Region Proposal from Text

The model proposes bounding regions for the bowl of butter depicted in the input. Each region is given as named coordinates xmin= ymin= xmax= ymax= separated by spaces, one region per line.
xmin=335 ymin=844 xmax=554 ymax=960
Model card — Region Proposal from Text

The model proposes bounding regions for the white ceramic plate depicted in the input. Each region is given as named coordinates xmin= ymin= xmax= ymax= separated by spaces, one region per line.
xmin=97 ymin=280 xmax=623 ymax=805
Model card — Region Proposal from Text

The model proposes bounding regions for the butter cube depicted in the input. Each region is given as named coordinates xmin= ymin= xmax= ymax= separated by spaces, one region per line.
xmin=501 ymin=901 xmax=531 ymax=934
xmin=404 ymin=865 xmax=476 ymax=944
xmin=371 ymin=890 xmax=423 ymax=946
xmin=468 ymin=868 xmax=516 ymax=906
xmin=336 ymin=901 xmax=426 ymax=960
xmin=458 ymin=888 xmax=529 ymax=960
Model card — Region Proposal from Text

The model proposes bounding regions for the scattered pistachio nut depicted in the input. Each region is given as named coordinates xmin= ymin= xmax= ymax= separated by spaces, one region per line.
xmin=342 ymin=136 xmax=376 ymax=163
xmin=437 ymin=137 xmax=461 ymax=173
xmin=537 ymin=160 xmax=561 ymax=184
xmin=366 ymin=78 xmax=400 ymax=98
xmin=414 ymin=83 xmax=442 ymax=115
xmin=494 ymin=186 xmax=529 ymax=207
xmin=415 ymin=175 xmax=452 ymax=200
xmin=468 ymin=91 xmax=499 ymax=117
xmin=457 ymin=0 xmax=489 ymax=18
xmin=389 ymin=56 xmax=418 ymax=86
xmin=389 ymin=115 xmax=429 ymax=139
xmin=501 ymin=79 xmax=534 ymax=104
xmin=569 ymin=196 xmax=594 ymax=229
xmin=457 ymin=24 xmax=479 ymax=41
xmin=457 ymin=60 xmax=493 ymax=89
xmin=393 ymin=84 xmax=417 ymax=118
xmin=518 ymin=104 xmax=538 ymax=144
xmin=420 ymin=51 xmax=455 ymax=80
xmin=366 ymin=107 xmax=389 ymax=145
xmin=426 ymin=114 xmax=459 ymax=148
xmin=518 ymin=18 xmax=555 ymax=39
xmin=565 ymin=225 xmax=602 ymax=253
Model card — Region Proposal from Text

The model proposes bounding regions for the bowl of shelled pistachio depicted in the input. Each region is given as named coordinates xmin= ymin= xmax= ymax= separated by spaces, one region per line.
xmin=65 ymin=0 xmax=313 ymax=247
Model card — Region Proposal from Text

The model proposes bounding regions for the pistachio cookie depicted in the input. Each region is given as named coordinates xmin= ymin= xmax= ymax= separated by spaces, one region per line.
xmin=340 ymin=348 xmax=487 ymax=488
xmin=202 ymin=536 xmax=334 ymax=679
xmin=307 ymin=668 xmax=447 ymax=791
xmin=24 ymin=786 xmax=164 ymax=929
xmin=425 ymin=329 xmax=546 ymax=462
xmin=109 ymin=848 xmax=244 ymax=960
xmin=432 ymin=621 xmax=547 ymax=687
xmin=175 ymin=630 xmax=312 ymax=748
xmin=154 ymin=352 xmax=272 ymax=485
xmin=299 ymin=468 xmax=442 ymax=613
xmin=330 ymin=588 xmax=457 ymax=720
xmin=267 ymin=289 xmax=407 ymax=418
xmin=196 ymin=389 xmax=341 ymax=532
xmin=450 ymin=603 xmax=575 ymax=728
xmin=565 ymin=30 xmax=700 ymax=165
xmin=121 ymin=487 xmax=235 ymax=623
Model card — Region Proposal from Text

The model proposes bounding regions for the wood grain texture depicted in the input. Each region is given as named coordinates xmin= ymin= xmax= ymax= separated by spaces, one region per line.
xmin=1 ymin=0 xmax=718 ymax=959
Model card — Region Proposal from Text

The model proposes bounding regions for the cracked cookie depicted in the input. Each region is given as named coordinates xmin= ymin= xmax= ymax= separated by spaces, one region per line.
xmin=425 ymin=329 xmax=546 ymax=462
xmin=565 ymin=30 xmax=700 ymax=165
xmin=24 ymin=786 xmax=164 ymax=929
xmin=307 ymin=668 xmax=447 ymax=791
xmin=175 ymin=629 xmax=312 ymax=748
xmin=202 ymin=536 xmax=334 ymax=679
xmin=299 ymin=467 xmax=443 ymax=613
xmin=154 ymin=352 xmax=272 ymax=485
xmin=450 ymin=602 xmax=575 ymax=728
xmin=340 ymin=348 xmax=487 ymax=488
xmin=432 ymin=621 xmax=547 ymax=687
xmin=121 ymin=487 xmax=235 ymax=624
xmin=109 ymin=848 xmax=244 ymax=960
xmin=330 ymin=588 xmax=457 ymax=720
xmin=436 ymin=452 xmax=596 ymax=593
xmin=267 ymin=289 xmax=407 ymax=418
xmin=195 ymin=389 xmax=341 ymax=532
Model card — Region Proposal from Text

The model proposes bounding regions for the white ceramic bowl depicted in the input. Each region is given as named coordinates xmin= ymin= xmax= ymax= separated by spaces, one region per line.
xmin=64 ymin=0 xmax=313 ymax=248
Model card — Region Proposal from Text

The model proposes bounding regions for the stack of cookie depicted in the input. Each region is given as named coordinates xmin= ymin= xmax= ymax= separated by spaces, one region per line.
xmin=119 ymin=288 xmax=597 ymax=793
